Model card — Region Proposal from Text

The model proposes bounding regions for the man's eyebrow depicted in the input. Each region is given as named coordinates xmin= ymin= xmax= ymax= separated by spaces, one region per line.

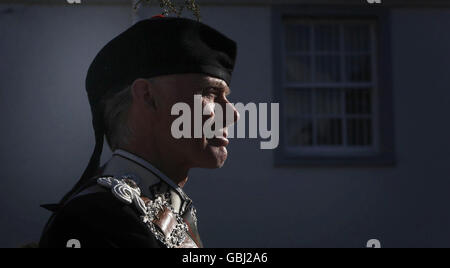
xmin=202 ymin=79 xmax=231 ymax=95
xmin=215 ymin=85 xmax=231 ymax=96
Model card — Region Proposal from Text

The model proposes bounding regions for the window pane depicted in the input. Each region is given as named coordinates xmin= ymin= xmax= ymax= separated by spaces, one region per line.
xmin=316 ymin=118 xmax=343 ymax=145
xmin=315 ymin=55 xmax=341 ymax=82
xmin=347 ymin=118 xmax=373 ymax=146
xmin=345 ymin=55 xmax=371 ymax=82
xmin=287 ymin=118 xmax=313 ymax=146
xmin=344 ymin=24 xmax=370 ymax=52
xmin=285 ymin=24 xmax=310 ymax=52
xmin=316 ymin=88 xmax=342 ymax=115
xmin=286 ymin=56 xmax=311 ymax=82
xmin=314 ymin=24 xmax=340 ymax=52
xmin=345 ymin=88 xmax=372 ymax=115
xmin=285 ymin=89 xmax=312 ymax=115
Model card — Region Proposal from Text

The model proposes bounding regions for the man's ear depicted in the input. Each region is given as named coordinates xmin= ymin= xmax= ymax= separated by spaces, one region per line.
xmin=131 ymin=78 xmax=157 ymax=110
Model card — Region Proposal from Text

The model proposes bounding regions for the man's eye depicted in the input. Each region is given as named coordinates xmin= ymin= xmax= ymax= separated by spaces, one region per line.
xmin=203 ymin=89 xmax=218 ymax=99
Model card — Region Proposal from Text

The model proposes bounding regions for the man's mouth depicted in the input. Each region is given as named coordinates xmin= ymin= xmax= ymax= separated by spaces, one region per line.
xmin=207 ymin=137 xmax=229 ymax=147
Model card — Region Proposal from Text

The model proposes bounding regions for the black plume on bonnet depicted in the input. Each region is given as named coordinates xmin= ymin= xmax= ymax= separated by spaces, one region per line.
xmin=62 ymin=16 xmax=237 ymax=204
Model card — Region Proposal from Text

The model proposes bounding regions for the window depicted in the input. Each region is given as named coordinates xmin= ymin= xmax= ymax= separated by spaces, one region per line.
xmin=284 ymin=19 xmax=377 ymax=154
xmin=273 ymin=7 xmax=395 ymax=165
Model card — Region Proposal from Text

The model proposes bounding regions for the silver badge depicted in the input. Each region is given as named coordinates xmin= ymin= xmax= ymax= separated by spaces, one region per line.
xmin=97 ymin=176 xmax=191 ymax=248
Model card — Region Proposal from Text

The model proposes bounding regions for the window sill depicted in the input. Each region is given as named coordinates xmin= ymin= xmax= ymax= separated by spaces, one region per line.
xmin=274 ymin=151 xmax=396 ymax=167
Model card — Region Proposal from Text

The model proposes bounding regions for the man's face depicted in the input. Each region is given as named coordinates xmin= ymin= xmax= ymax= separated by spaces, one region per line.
xmin=151 ymin=74 xmax=239 ymax=169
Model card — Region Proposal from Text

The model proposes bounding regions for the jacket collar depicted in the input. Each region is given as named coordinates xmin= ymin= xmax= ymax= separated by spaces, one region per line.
xmin=102 ymin=149 xmax=192 ymax=214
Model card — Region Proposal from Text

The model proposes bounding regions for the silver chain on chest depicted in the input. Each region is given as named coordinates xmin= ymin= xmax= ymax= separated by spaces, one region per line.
xmin=97 ymin=176 xmax=190 ymax=248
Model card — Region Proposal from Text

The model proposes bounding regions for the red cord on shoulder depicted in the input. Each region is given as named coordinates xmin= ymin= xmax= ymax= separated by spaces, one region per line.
xmin=152 ymin=14 xmax=165 ymax=19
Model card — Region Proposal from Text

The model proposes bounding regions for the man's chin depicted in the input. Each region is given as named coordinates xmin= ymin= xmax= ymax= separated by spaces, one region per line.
xmin=203 ymin=145 xmax=228 ymax=168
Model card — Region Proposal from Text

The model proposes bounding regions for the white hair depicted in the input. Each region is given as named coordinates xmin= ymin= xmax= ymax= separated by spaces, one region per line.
xmin=103 ymin=85 xmax=133 ymax=151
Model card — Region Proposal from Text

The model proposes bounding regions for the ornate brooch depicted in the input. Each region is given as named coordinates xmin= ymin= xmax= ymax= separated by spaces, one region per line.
xmin=97 ymin=176 xmax=195 ymax=248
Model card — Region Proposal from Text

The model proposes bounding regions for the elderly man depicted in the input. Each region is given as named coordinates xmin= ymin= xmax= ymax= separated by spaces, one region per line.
xmin=39 ymin=16 xmax=238 ymax=248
